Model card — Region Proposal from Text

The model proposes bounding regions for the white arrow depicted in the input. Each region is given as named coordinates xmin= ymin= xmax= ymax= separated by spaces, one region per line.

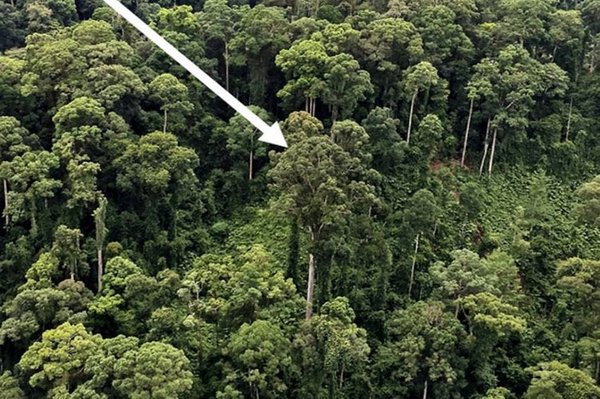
xmin=101 ymin=0 xmax=287 ymax=148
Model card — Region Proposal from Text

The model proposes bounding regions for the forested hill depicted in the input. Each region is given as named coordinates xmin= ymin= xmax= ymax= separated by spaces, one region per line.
xmin=5 ymin=0 xmax=600 ymax=397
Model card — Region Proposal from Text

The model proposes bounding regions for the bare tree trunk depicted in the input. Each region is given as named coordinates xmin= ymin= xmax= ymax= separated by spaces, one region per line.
xmin=423 ymin=379 xmax=428 ymax=399
xmin=3 ymin=179 xmax=8 ymax=227
xmin=566 ymin=97 xmax=573 ymax=141
xmin=163 ymin=109 xmax=168 ymax=133
xmin=407 ymin=90 xmax=418 ymax=145
xmin=461 ymin=98 xmax=474 ymax=167
xmin=479 ymin=118 xmax=491 ymax=176
xmin=487 ymin=127 xmax=498 ymax=176
xmin=331 ymin=105 xmax=339 ymax=130
xmin=305 ymin=98 xmax=310 ymax=112
xmin=248 ymin=149 xmax=253 ymax=180
xmin=305 ymin=252 xmax=315 ymax=319
xmin=224 ymin=42 xmax=230 ymax=92
xmin=408 ymin=233 xmax=420 ymax=298
xmin=97 ymin=247 xmax=103 ymax=292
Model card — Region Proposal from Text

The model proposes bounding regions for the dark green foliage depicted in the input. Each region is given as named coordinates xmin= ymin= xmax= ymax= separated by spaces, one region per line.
xmin=3 ymin=1 xmax=600 ymax=398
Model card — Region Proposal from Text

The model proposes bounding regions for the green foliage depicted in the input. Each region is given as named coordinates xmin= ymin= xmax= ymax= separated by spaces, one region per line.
xmin=524 ymin=361 xmax=600 ymax=399
xmin=4 ymin=1 xmax=600 ymax=398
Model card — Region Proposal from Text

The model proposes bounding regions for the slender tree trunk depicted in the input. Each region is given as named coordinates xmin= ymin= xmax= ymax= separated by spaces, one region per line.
xmin=408 ymin=233 xmax=420 ymax=298
xmin=331 ymin=105 xmax=339 ymax=129
xmin=3 ymin=179 xmax=8 ymax=227
xmin=487 ymin=127 xmax=498 ymax=176
xmin=407 ymin=90 xmax=418 ymax=145
xmin=248 ymin=149 xmax=253 ymax=180
xmin=30 ymin=199 xmax=37 ymax=236
xmin=461 ymin=98 xmax=474 ymax=167
xmin=479 ymin=118 xmax=491 ymax=176
xmin=97 ymin=247 xmax=103 ymax=292
xmin=163 ymin=109 xmax=168 ymax=133
xmin=224 ymin=42 xmax=230 ymax=92
xmin=312 ymin=0 xmax=319 ymax=17
xmin=566 ymin=97 xmax=573 ymax=141
xmin=305 ymin=252 xmax=316 ymax=319
xmin=305 ymin=98 xmax=310 ymax=112
xmin=423 ymin=379 xmax=428 ymax=399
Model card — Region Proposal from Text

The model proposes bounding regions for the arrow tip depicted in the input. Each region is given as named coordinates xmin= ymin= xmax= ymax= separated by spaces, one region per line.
xmin=258 ymin=122 xmax=288 ymax=148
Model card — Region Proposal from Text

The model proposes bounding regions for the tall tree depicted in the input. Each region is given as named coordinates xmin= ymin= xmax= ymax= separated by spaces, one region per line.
xmin=403 ymin=62 xmax=441 ymax=145
xmin=149 ymin=73 xmax=193 ymax=134
xmin=93 ymin=196 xmax=108 ymax=292
xmin=269 ymin=135 xmax=377 ymax=318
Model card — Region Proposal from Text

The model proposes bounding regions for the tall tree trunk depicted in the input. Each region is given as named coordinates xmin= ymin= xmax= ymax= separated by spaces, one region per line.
xmin=479 ymin=118 xmax=491 ymax=176
xmin=305 ymin=252 xmax=316 ymax=319
xmin=461 ymin=98 xmax=474 ymax=167
xmin=248 ymin=149 xmax=253 ymax=180
xmin=407 ymin=90 xmax=418 ymax=145
xmin=487 ymin=127 xmax=498 ymax=176
xmin=163 ymin=109 xmax=168 ymax=133
xmin=423 ymin=379 xmax=428 ymax=399
xmin=97 ymin=247 xmax=103 ymax=292
xmin=30 ymin=198 xmax=37 ymax=236
xmin=305 ymin=98 xmax=310 ymax=113
xmin=566 ymin=96 xmax=573 ymax=141
xmin=224 ymin=42 xmax=230 ymax=92
xmin=331 ymin=105 xmax=339 ymax=129
xmin=3 ymin=179 xmax=8 ymax=227
xmin=408 ymin=233 xmax=420 ymax=298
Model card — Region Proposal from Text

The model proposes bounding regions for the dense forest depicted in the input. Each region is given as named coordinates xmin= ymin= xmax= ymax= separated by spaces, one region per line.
xmin=6 ymin=0 xmax=600 ymax=397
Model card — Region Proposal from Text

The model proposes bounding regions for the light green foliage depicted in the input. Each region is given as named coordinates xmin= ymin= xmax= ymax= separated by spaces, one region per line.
xmin=323 ymin=53 xmax=373 ymax=124
xmin=498 ymin=0 xmax=553 ymax=47
xmin=180 ymin=245 xmax=303 ymax=331
xmin=413 ymin=5 xmax=473 ymax=68
xmin=0 ymin=116 xmax=37 ymax=161
xmin=280 ymin=111 xmax=324 ymax=146
xmin=294 ymin=297 xmax=370 ymax=397
xmin=431 ymin=250 xmax=495 ymax=298
xmin=0 ymin=372 xmax=25 ymax=399
xmin=0 ymin=150 xmax=61 ymax=233
xmin=21 ymin=251 xmax=61 ymax=290
xmin=556 ymin=258 xmax=600 ymax=338
xmin=52 ymin=224 xmax=84 ymax=279
xmin=115 ymin=131 xmax=198 ymax=195
xmin=414 ymin=113 xmax=443 ymax=159
xmin=576 ymin=175 xmax=600 ymax=226
xmin=0 ymin=57 xmax=26 ymax=115
xmin=311 ymin=22 xmax=360 ymax=54
xmin=373 ymin=301 xmax=466 ymax=398
xmin=113 ymin=341 xmax=193 ymax=399
xmin=149 ymin=73 xmax=193 ymax=132
xmin=0 ymin=279 xmax=92 ymax=346
xmin=276 ymin=40 xmax=329 ymax=109
xmin=220 ymin=320 xmax=292 ymax=398
xmin=18 ymin=322 xmax=102 ymax=394
xmin=524 ymin=361 xmax=600 ymax=399
xmin=90 ymin=256 xmax=162 ymax=335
